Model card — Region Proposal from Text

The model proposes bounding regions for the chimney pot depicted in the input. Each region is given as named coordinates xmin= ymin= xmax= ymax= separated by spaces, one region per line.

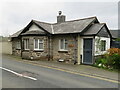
xmin=59 ymin=11 xmax=62 ymax=15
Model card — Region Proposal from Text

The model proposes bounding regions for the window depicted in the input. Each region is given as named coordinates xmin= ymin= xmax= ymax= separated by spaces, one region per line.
xmin=101 ymin=40 xmax=106 ymax=51
xmin=16 ymin=41 xmax=21 ymax=49
xmin=34 ymin=39 xmax=44 ymax=50
xmin=59 ymin=39 xmax=68 ymax=50
xmin=23 ymin=39 xmax=29 ymax=50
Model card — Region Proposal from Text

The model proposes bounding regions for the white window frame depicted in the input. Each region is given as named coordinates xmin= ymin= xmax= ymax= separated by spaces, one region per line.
xmin=34 ymin=39 xmax=44 ymax=51
xmin=59 ymin=39 xmax=68 ymax=51
xmin=24 ymin=39 xmax=29 ymax=50
xmin=101 ymin=40 xmax=106 ymax=51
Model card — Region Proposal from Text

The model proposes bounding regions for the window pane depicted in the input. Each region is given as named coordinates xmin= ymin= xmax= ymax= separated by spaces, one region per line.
xmin=39 ymin=40 xmax=43 ymax=49
xmin=101 ymin=40 xmax=106 ymax=51
xmin=65 ymin=39 xmax=68 ymax=50
xmin=103 ymin=41 xmax=106 ymax=51
xmin=60 ymin=39 xmax=64 ymax=49
xmin=24 ymin=40 xmax=26 ymax=49
xmin=39 ymin=40 xmax=43 ymax=43
xmin=39 ymin=43 xmax=43 ymax=49
xmin=24 ymin=39 xmax=29 ymax=50
xmin=26 ymin=39 xmax=29 ymax=49
xmin=35 ymin=39 xmax=38 ymax=49
xmin=17 ymin=41 xmax=21 ymax=49
xmin=26 ymin=40 xmax=28 ymax=49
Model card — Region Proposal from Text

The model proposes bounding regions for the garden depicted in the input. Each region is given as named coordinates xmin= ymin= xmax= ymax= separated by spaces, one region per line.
xmin=95 ymin=48 xmax=120 ymax=71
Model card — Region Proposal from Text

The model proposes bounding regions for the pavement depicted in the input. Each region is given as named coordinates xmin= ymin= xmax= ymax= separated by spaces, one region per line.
xmin=2 ymin=54 xmax=119 ymax=82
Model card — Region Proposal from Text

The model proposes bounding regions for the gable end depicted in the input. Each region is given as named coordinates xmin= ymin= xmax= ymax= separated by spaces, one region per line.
xmin=97 ymin=24 xmax=112 ymax=38
xmin=20 ymin=20 xmax=51 ymax=36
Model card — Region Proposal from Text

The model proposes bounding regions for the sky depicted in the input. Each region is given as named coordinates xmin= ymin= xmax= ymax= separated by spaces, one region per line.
xmin=0 ymin=0 xmax=119 ymax=36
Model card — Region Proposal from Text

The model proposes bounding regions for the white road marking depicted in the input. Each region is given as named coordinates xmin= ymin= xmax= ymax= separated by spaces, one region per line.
xmin=0 ymin=67 xmax=37 ymax=81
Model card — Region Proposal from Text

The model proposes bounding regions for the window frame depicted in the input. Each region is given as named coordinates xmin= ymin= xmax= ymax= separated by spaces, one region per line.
xmin=16 ymin=41 xmax=21 ymax=49
xmin=34 ymin=39 xmax=44 ymax=51
xmin=101 ymin=40 xmax=106 ymax=51
xmin=23 ymin=39 xmax=29 ymax=50
xmin=59 ymin=39 xmax=68 ymax=51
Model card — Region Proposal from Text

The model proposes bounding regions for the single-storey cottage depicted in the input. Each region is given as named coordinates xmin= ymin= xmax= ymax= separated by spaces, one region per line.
xmin=11 ymin=11 xmax=112 ymax=65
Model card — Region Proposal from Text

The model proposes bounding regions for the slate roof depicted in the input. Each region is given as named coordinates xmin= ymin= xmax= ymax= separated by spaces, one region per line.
xmin=11 ymin=16 xmax=102 ymax=37
xmin=82 ymin=23 xmax=105 ymax=35
xmin=52 ymin=17 xmax=97 ymax=34
xmin=33 ymin=20 xmax=53 ymax=33
xmin=21 ymin=30 xmax=46 ymax=35
xmin=110 ymin=30 xmax=120 ymax=38
xmin=10 ymin=29 xmax=23 ymax=37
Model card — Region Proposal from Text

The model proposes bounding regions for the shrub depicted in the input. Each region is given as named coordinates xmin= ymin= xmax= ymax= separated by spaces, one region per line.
xmin=115 ymin=38 xmax=120 ymax=41
xmin=95 ymin=48 xmax=120 ymax=70
xmin=107 ymin=48 xmax=120 ymax=55
xmin=95 ymin=58 xmax=108 ymax=68
xmin=110 ymin=53 xmax=120 ymax=69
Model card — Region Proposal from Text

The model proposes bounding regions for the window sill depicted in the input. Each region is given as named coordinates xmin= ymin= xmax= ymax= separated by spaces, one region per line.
xmin=58 ymin=50 xmax=68 ymax=53
xmin=34 ymin=49 xmax=44 ymax=52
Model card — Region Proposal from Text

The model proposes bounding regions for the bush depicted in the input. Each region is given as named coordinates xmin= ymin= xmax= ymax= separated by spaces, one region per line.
xmin=107 ymin=48 xmax=120 ymax=55
xmin=95 ymin=48 xmax=120 ymax=70
xmin=110 ymin=53 xmax=120 ymax=69
xmin=95 ymin=58 xmax=107 ymax=68
xmin=115 ymin=38 xmax=120 ymax=41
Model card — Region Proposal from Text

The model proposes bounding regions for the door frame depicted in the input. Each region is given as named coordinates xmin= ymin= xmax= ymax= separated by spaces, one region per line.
xmin=82 ymin=38 xmax=94 ymax=64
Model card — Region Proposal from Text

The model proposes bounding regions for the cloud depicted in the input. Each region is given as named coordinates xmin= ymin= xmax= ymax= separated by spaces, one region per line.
xmin=0 ymin=1 xmax=118 ymax=36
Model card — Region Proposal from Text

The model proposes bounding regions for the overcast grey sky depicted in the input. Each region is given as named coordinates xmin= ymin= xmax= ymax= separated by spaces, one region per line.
xmin=0 ymin=0 xmax=119 ymax=36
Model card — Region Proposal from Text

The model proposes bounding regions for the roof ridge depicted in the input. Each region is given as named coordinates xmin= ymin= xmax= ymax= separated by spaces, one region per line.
xmin=93 ymin=23 xmax=105 ymax=25
xmin=32 ymin=19 xmax=52 ymax=25
xmin=32 ymin=16 xmax=97 ymax=25
xmin=67 ymin=16 xmax=97 ymax=22
xmin=52 ymin=16 xmax=97 ymax=25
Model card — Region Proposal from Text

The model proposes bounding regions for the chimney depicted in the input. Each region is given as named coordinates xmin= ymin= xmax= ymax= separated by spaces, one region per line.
xmin=57 ymin=11 xmax=66 ymax=23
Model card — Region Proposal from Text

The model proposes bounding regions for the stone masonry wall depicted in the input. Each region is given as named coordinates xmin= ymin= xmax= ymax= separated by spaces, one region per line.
xmin=12 ymin=35 xmax=78 ymax=63
xmin=22 ymin=36 xmax=49 ymax=60
xmin=12 ymin=38 xmax=21 ymax=56
xmin=52 ymin=35 xmax=78 ymax=63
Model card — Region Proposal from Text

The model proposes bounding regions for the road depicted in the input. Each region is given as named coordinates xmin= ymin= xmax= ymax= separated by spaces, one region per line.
xmin=1 ymin=56 xmax=118 ymax=88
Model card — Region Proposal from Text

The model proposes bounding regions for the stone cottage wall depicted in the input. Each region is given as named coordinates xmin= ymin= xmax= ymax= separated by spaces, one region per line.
xmin=52 ymin=35 xmax=78 ymax=63
xmin=12 ymin=34 xmax=78 ymax=63
xmin=12 ymin=38 xmax=21 ymax=56
xmin=22 ymin=36 xmax=49 ymax=60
